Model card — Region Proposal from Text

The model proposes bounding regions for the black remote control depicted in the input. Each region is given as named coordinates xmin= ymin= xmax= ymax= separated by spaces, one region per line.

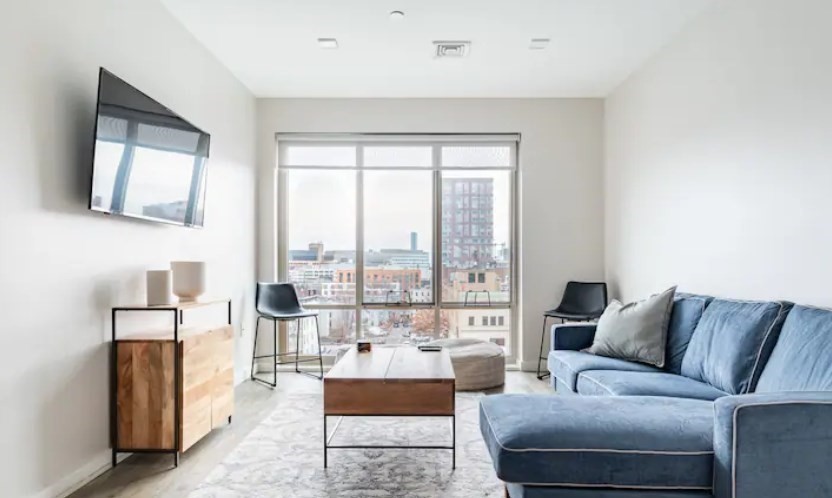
xmin=418 ymin=345 xmax=442 ymax=352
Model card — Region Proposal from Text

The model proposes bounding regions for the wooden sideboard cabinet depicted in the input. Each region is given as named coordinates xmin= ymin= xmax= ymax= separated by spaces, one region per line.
xmin=112 ymin=300 xmax=234 ymax=467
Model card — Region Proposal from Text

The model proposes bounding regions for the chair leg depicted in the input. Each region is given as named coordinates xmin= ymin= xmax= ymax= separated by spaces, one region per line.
xmin=315 ymin=315 xmax=324 ymax=379
xmin=293 ymin=317 xmax=323 ymax=380
xmin=251 ymin=316 xmax=261 ymax=380
xmin=536 ymin=316 xmax=550 ymax=380
xmin=251 ymin=316 xmax=277 ymax=389
xmin=294 ymin=318 xmax=301 ymax=373
xmin=273 ymin=318 xmax=278 ymax=387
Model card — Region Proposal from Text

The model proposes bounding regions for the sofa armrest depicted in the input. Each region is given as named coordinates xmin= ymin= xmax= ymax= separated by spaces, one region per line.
xmin=713 ymin=392 xmax=832 ymax=498
xmin=550 ymin=323 xmax=597 ymax=351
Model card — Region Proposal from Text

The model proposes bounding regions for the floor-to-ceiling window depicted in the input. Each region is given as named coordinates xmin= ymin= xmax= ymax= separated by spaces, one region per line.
xmin=277 ymin=134 xmax=518 ymax=364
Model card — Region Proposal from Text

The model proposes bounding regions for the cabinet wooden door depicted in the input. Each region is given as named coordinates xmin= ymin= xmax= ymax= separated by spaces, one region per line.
xmin=211 ymin=326 xmax=235 ymax=428
xmin=179 ymin=331 xmax=215 ymax=451
xmin=116 ymin=341 xmax=176 ymax=450
xmin=178 ymin=326 xmax=235 ymax=451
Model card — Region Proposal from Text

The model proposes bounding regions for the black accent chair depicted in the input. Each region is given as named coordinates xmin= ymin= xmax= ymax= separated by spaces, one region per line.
xmin=251 ymin=282 xmax=324 ymax=388
xmin=536 ymin=281 xmax=608 ymax=380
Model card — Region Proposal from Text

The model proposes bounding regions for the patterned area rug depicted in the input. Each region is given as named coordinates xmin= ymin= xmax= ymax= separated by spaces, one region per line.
xmin=190 ymin=393 xmax=503 ymax=498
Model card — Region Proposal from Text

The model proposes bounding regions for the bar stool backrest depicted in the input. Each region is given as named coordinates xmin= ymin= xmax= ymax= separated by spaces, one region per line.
xmin=557 ymin=281 xmax=608 ymax=318
xmin=256 ymin=282 xmax=305 ymax=317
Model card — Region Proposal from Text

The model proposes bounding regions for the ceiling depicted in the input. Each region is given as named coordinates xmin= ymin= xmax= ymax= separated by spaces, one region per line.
xmin=161 ymin=0 xmax=713 ymax=98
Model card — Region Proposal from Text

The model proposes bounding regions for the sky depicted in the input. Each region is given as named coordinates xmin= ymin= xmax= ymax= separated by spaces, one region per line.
xmin=285 ymin=169 xmax=511 ymax=253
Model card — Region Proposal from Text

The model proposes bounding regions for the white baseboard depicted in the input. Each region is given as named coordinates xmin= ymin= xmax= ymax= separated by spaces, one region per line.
xmin=36 ymin=450 xmax=127 ymax=498
xmin=520 ymin=359 xmax=546 ymax=372
xmin=253 ymin=359 xmax=332 ymax=374
xmin=256 ymin=359 xmax=536 ymax=374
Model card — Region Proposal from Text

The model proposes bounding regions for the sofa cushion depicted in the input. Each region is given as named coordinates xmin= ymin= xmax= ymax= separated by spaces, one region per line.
xmin=665 ymin=293 xmax=712 ymax=374
xmin=756 ymin=305 xmax=832 ymax=392
xmin=588 ymin=286 xmax=676 ymax=367
xmin=479 ymin=394 xmax=714 ymax=490
xmin=681 ymin=299 xmax=792 ymax=394
xmin=577 ymin=370 xmax=728 ymax=401
xmin=548 ymin=350 xmax=660 ymax=392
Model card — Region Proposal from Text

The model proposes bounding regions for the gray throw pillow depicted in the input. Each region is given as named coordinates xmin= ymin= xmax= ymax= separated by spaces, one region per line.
xmin=588 ymin=286 xmax=677 ymax=367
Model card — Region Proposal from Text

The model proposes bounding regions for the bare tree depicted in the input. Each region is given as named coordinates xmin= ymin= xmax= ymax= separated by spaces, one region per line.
xmin=411 ymin=309 xmax=450 ymax=337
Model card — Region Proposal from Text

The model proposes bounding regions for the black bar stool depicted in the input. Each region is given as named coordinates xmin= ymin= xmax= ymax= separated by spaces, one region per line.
xmin=536 ymin=281 xmax=608 ymax=380
xmin=251 ymin=282 xmax=324 ymax=388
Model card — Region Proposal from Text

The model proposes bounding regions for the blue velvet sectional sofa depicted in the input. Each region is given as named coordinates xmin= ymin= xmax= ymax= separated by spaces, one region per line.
xmin=479 ymin=294 xmax=832 ymax=498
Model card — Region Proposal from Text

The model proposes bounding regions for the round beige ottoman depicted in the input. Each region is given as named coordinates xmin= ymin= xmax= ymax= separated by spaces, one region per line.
xmin=430 ymin=338 xmax=505 ymax=391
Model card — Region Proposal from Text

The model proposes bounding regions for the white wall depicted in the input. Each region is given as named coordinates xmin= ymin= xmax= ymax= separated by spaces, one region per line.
xmin=257 ymin=99 xmax=605 ymax=370
xmin=0 ymin=2 xmax=256 ymax=497
xmin=605 ymin=0 xmax=832 ymax=304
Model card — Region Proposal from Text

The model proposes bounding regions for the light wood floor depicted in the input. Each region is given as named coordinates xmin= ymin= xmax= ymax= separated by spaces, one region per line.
xmin=70 ymin=371 xmax=552 ymax=498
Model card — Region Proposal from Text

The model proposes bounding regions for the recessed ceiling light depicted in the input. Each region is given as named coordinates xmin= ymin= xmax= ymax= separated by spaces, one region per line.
xmin=317 ymin=38 xmax=338 ymax=49
xmin=529 ymin=38 xmax=550 ymax=50
xmin=390 ymin=10 xmax=405 ymax=20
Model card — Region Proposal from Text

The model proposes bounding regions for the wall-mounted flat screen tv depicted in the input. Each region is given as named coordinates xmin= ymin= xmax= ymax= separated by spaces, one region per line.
xmin=89 ymin=68 xmax=210 ymax=227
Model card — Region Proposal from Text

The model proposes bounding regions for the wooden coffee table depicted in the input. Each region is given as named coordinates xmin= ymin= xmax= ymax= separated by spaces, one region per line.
xmin=323 ymin=346 xmax=456 ymax=468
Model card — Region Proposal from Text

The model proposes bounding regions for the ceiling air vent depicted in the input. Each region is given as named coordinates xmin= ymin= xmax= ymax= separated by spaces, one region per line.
xmin=434 ymin=41 xmax=470 ymax=58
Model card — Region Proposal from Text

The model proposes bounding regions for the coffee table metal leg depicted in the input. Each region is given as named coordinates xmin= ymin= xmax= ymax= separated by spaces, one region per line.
xmin=324 ymin=415 xmax=455 ymax=468
xmin=451 ymin=414 xmax=456 ymax=469
xmin=324 ymin=416 xmax=346 ymax=467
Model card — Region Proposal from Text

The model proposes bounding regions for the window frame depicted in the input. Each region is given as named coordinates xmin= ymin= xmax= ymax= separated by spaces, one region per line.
xmin=276 ymin=134 xmax=519 ymax=363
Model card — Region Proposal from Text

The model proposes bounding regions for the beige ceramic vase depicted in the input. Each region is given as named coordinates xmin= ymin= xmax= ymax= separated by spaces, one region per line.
xmin=170 ymin=261 xmax=206 ymax=302
xmin=146 ymin=269 xmax=173 ymax=306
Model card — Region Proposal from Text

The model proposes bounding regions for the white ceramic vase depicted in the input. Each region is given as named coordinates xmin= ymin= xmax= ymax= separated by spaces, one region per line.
xmin=171 ymin=261 xmax=207 ymax=302
xmin=146 ymin=270 xmax=173 ymax=306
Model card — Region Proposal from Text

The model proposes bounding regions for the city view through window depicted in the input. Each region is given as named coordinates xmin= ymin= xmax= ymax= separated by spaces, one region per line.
xmin=279 ymin=139 xmax=516 ymax=360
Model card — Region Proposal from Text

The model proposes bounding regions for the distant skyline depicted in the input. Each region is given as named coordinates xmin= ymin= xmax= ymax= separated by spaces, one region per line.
xmin=286 ymin=170 xmax=510 ymax=252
